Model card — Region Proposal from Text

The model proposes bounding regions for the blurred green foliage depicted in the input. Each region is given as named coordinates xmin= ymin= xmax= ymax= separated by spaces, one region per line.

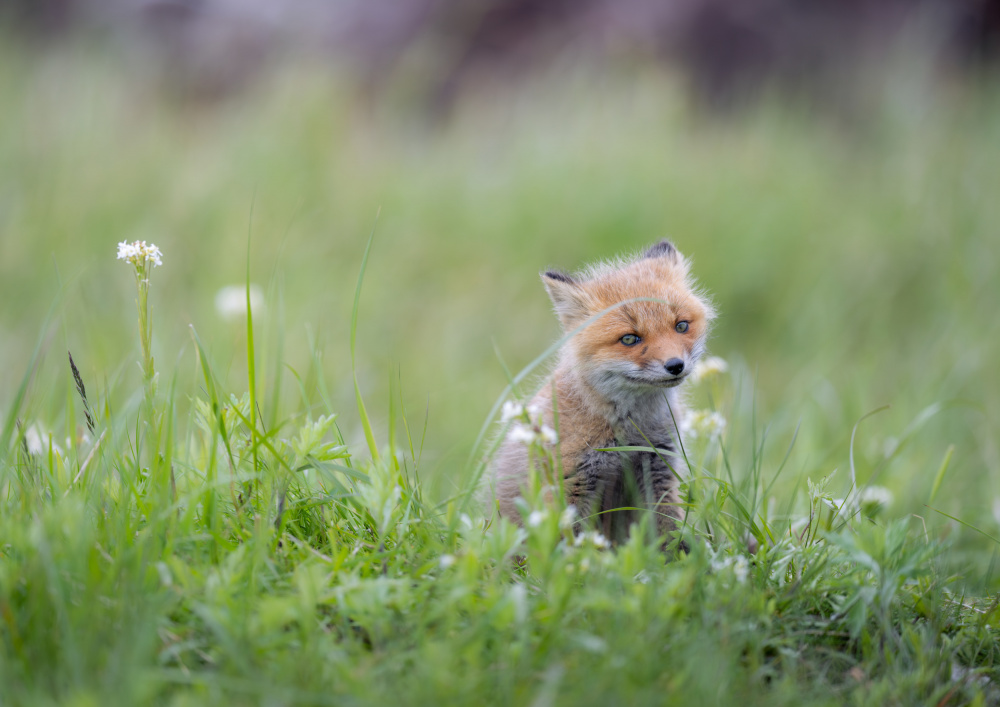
xmin=0 ymin=39 xmax=998 ymax=576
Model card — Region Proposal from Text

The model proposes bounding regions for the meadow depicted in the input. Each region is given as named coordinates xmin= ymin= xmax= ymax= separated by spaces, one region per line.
xmin=1 ymin=38 xmax=1000 ymax=705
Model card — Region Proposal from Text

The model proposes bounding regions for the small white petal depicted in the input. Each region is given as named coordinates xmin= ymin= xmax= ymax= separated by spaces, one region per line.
xmin=501 ymin=400 xmax=525 ymax=423
xmin=508 ymin=423 xmax=538 ymax=446
xmin=859 ymin=485 xmax=893 ymax=508
xmin=590 ymin=532 xmax=610 ymax=549
xmin=527 ymin=510 xmax=547 ymax=528
xmin=691 ymin=356 xmax=729 ymax=384
xmin=214 ymin=284 xmax=265 ymax=321
xmin=559 ymin=505 xmax=578 ymax=531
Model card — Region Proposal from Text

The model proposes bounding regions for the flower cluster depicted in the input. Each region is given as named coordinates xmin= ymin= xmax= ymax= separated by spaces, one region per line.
xmin=690 ymin=355 xmax=729 ymax=384
xmin=710 ymin=553 xmax=750 ymax=584
xmin=858 ymin=485 xmax=893 ymax=509
xmin=501 ymin=400 xmax=558 ymax=447
xmin=116 ymin=240 xmax=163 ymax=268
xmin=680 ymin=409 xmax=727 ymax=440
xmin=573 ymin=530 xmax=611 ymax=550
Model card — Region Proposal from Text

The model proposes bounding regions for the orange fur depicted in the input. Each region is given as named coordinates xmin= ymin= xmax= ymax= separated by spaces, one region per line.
xmin=490 ymin=240 xmax=715 ymax=542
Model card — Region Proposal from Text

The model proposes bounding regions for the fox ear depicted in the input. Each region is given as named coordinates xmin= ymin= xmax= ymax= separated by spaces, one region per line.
xmin=541 ymin=270 xmax=589 ymax=330
xmin=644 ymin=238 xmax=690 ymax=277
xmin=644 ymin=239 xmax=677 ymax=260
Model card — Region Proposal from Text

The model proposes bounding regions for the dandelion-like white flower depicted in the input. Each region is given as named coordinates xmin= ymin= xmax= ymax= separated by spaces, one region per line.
xmin=589 ymin=532 xmax=610 ymax=550
xmin=691 ymin=356 xmax=728 ymax=384
xmin=859 ymin=485 xmax=893 ymax=508
xmin=539 ymin=425 xmax=559 ymax=446
xmin=116 ymin=240 xmax=163 ymax=268
xmin=858 ymin=486 xmax=893 ymax=517
xmin=710 ymin=554 xmax=748 ymax=583
xmin=681 ymin=410 xmax=727 ymax=440
xmin=732 ymin=555 xmax=749 ymax=584
xmin=501 ymin=400 xmax=525 ymax=423
xmin=439 ymin=554 xmax=456 ymax=569
xmin=559 ymin=505 xmax=578 ymax=532
xmin=527 ymin=510 xmax=547 ymax=528
xmin=526 ymin=404 xmax=543 ymax=422
xmin=508 ymin=423 xmax=538 ymax=445
xmin=24 ymin=425 xmax=46 ymax=456
xmin=214 ymin=284 xmax=265 ymax=321
xmin=828 ymin=496 xmax=860 ymax=518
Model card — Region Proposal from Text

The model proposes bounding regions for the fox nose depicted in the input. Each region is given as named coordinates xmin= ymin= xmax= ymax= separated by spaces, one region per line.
xmin=664 ymin=358 xmax=685 ymax=376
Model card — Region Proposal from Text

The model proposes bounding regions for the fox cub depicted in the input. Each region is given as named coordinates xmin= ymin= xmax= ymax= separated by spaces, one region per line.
xmin=492 ymin=240 xmax=714 ymax=544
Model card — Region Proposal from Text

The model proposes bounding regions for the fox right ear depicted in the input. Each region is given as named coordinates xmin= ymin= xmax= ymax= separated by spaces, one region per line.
xmin=541 ymin=270 xmax=589 ymax=330
xmin=644 ymin=239 xmax=677 ymax=260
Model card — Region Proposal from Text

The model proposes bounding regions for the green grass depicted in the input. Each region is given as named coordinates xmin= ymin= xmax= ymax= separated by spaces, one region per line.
xmin=2 ymin=38 xmax=1000 ymax=705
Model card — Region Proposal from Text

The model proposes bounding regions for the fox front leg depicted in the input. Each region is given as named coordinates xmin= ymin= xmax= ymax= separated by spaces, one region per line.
xmin=565 ymin=449 xmax=623 ymax=535
xmin=634 ymin=451 xmax=685 ymax=546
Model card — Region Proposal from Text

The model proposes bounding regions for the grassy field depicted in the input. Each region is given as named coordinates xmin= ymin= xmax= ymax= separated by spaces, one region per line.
xmin=2 ymin=38 xmax=1000 ymax=705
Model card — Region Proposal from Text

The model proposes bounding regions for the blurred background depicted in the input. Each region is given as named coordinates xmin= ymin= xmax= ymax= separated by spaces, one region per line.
xmin=1 ymin=0 xmax=999 ymax=577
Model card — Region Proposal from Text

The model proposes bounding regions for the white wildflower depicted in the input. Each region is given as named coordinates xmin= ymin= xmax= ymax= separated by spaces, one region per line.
xmin=559 ymin=505 xmax=578 ymax=532
xmin=732 ymin=555 xmax=749 ymax=584
xmin=710 ymin=554 xmax=748 ymax=583
xmin=439 ymin=554 xmax=456 ymax=569
xmin=507 ymin=416 xmax=558 ymax=447
xmin=859 ymin=485 xmax=893 ymax=508
xmin=24 ymin=425 xmax=45 ymax=455
xmin=829 ymin=496 xmax=860 ymax=518
xmin=501 ymin=400 xmax=525 ymax=423
xmin=859 ymin=486 xmax=893 ymax=517
xmin=579 ymin=557 xmax=591 ymax=573
xmin=681 ymin=410 xmax=727 ymax=440
xmin=116 ymin=240 xmax=163 ymax=268
xmin=589 ymin=532 xmax=610 ymax=550
xmin=214 ymin=284 xmax=264 ymax=321
xmin=526 ymin=404 xmax=543 ymax=422
xmin=508 ymin=423 xmax=538 ymax=445
xmin=690 ymin=356 xmax=728 ymax=384
xmin=23 ymin=425 xmax=62 ymax=457
xmin=527 ymin=510 xmax=548 ymax=528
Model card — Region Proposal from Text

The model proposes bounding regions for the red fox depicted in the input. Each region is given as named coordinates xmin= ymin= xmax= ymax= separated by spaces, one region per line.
xmin=491 ymin=240 xmax=715 ymax=545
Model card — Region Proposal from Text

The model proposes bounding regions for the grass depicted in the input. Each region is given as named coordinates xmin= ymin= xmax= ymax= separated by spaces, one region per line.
xmin=2 ymin=37 xmax=1000 ymax=705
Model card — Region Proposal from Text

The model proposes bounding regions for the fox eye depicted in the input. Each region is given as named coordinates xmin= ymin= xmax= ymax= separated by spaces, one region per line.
xmin=675 ymin=321 xmax=690 ymax=334
xmin=620 ymin=334 xmax=641 ymax=347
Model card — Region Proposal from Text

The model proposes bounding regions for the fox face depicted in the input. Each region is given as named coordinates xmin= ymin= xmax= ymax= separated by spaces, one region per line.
xmin=542 ymin=240 xmax=714 ymax=405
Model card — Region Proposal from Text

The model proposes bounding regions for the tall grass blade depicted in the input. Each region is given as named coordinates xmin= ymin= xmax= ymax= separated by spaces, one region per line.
xmin=68 ymin=351 xmax=96 ymax=434
xmin=351 ymin=213 xmax=381 ymax=461
xmin=926 ymin=505 xmax=1000 ymax=545
xmin=246 ymin=200 xmax=260 ymax=493
xmin=927 ymin=444 xmax=955 ymax=505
